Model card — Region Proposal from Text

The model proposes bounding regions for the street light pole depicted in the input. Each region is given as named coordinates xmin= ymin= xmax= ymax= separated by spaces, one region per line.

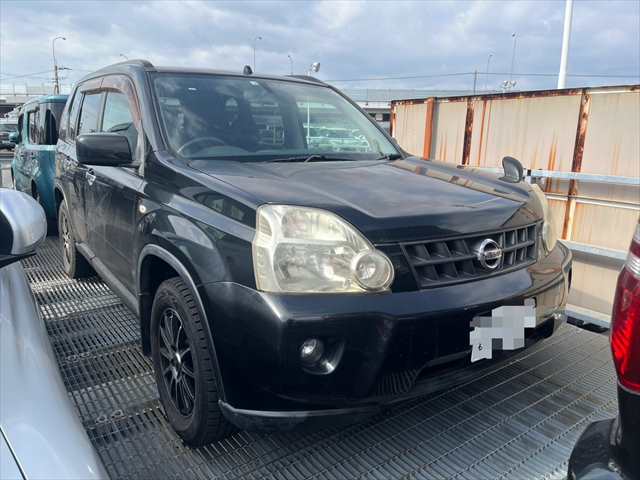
xmin=484 ymin=53 xmax=493 ymax=91
xmin=509 ymin=32 xmax=517 ymax=84
xmin=557 ymin=0 xmax=574 ymax=89
xmin=52 ymin=36 xmax=66 ymax=95
xmin=502 ymin=33 xmax=518 ymax=92
xmin=252 ymin=36 xmax=262 ymax=71
xmin=287 ymin=54 xmax=294 ymax=75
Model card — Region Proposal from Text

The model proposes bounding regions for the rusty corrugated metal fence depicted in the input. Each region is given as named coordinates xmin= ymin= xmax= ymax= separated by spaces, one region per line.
xmin=390 ymin=85 xmax=640 ymax=321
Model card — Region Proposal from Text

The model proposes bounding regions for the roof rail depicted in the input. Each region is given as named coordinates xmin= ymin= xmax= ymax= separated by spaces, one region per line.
xmin=109 ymin=58 xmax=156 ymax=69
xmin=286 ymin=75 xmax=324 ymax=84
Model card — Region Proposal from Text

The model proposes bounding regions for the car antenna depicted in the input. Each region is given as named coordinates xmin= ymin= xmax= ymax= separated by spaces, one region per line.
xmin=243 ymin=65 xmax=253 ymax=75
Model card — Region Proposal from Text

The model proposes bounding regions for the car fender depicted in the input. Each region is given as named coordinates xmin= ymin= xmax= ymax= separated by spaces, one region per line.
xmin=136 ymin=243 xmax=228 ymax=400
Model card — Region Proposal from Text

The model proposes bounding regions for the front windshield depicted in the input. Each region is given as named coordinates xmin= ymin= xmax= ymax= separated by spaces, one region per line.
xmin=152 ymin=73 xmax=399 ymax=161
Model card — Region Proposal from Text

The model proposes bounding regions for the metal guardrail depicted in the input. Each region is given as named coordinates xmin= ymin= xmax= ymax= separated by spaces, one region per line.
xmin=530 ymin=169 xmax=640 ymax=186
xmin=461 ymin=165 xmax=638 ymax=327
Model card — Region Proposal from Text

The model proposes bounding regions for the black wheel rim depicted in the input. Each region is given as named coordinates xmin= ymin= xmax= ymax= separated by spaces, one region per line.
xmin=60 ymin=211 xmax=73 ymax=267
xmin=159 ymin=307 xmax=196 ymax=416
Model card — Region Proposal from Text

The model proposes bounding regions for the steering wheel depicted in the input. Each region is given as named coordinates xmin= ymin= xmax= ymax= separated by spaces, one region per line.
xmin=177 ymin=136 xmax=226 ymax=156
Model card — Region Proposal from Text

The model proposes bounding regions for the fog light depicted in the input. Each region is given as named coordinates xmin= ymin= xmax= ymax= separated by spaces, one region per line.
xmin=351 ymin=250 xmax=394 ymax=291
xmin=300 ymin=338 xmax=324 ymax=365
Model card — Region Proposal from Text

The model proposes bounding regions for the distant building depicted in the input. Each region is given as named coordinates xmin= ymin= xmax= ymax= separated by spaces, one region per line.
xmin=342 ymin=89 xmax=474 ymax=130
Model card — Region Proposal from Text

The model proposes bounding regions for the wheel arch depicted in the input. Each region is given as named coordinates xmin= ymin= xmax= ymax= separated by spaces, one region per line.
xmin=137 ymin=244 xmax=228 ymax=400
xmin=53 ymin=183 xmax=65 ymax=214
xmin=138 ymin=246 xmax=199 ymax=335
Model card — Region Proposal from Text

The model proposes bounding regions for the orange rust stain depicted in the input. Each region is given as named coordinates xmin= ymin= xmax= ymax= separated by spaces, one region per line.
xmin=443 ymin=133 xmax=448 ymax=162
xmin=482 ymin=100 xmax=493 ymax=166
xmin=545 ymin=136 xmax=558 ymax=192
xmin=547 ymin=137 xmax=558 ymax=171
xmin=475 ymin=99 xmax=487 ymax=166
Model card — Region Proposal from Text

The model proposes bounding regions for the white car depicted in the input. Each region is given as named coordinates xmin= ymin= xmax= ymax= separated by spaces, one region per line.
xmin=0 ymin=188 xmax=107 ymax=479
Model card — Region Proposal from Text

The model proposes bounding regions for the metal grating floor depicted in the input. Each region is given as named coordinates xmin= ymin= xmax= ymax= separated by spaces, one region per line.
xmin=24 ymin=237 xmax=618 ymax=480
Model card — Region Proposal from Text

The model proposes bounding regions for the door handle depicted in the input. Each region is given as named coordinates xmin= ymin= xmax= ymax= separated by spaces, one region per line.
xmin=86 ymin=169 xmax=96 ymax=186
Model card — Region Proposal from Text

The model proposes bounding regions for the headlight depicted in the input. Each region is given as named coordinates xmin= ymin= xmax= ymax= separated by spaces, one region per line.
xmin=253 ymin=205 xmax=394 ymax=293
xmin=531 ymin=184 xmax=558 ymax=252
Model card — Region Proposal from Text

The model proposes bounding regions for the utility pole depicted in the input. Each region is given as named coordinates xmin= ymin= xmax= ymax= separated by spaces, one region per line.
xmin=558 ymin=0 xmax=574 ymax=89
xmin=52 ymin=36 xmax=66 ymax=95
xmin=472 ymin=70 xmax=478 ymax=94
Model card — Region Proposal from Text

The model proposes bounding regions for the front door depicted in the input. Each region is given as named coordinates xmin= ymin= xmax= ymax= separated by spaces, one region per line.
xmin=83 ymin=78 xmax=143 ymax=293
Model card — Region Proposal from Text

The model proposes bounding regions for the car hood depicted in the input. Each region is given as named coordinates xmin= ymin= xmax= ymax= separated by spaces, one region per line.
xmin=188 ymin=157 xmax=541 ymax=243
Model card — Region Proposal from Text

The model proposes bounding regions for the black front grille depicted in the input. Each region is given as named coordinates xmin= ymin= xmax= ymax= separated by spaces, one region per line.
xmin=401 ymin=223 xmax=539 ymax=289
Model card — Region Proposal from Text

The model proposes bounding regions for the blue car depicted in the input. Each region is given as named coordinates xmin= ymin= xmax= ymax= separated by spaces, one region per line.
xmin=11 ymin=95 xmax=68 ymax=231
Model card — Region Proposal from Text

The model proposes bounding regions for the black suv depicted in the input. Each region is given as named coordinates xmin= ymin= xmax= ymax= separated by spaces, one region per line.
xmin=54 ymin=60 xmax=572 ymax=446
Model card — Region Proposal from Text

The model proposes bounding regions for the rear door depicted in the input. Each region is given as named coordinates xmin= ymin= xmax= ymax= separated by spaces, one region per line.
xmin=11 ymin=112 xmax=26 ymax=190
xmin=57 ymin=78 xmax=103 ymax=244
xmin=14 ymin=104 xmax=41 ymax=194
xmin=84 ymin=75 xmax=143 ymax=292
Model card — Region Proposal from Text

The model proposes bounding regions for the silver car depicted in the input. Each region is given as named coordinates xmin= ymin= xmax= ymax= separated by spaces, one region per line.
xmin=0 ymin=188 xmax=107 ymax=479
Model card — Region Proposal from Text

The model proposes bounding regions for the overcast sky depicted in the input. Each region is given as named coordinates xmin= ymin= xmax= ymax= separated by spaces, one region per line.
xmin=1 ymin=0 xmax=639 ymax=93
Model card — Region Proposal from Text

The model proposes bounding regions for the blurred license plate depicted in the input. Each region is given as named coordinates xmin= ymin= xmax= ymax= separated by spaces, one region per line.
xmin=469 ymin=299 xmax=536 ymax=363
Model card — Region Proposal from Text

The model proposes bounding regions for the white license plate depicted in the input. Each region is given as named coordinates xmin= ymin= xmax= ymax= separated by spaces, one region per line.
xmin=469 ymin=299 xmax=536 ymax=363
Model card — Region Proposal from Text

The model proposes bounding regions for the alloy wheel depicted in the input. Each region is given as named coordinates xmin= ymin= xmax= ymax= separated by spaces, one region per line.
xmin=60 ymin=211 xmax=73 ymax=266
xmin=159 ymin=307 xmax=196 ymax=416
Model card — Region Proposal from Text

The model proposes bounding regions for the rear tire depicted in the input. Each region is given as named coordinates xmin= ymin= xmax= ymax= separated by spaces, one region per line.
xmin=151 ymin=277 xmax=235 ymax=446
xmin=58 ymin=200 xmax=92 ymax=278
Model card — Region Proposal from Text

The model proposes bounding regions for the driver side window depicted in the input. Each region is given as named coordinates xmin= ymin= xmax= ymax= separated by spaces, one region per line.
xmin=101 ymin=92 xmax=138 ymax=153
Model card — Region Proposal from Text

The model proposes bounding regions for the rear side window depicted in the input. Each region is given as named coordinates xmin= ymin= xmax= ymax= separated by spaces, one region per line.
xmin=27 ymin=108 xmax=40 ymax=144
xmin=43 ymin=102 xmax=65 ymax=145
xmin=102 ymin=92 xmax=138 ymax=152
xmin=78 ymin=93 xmax=103 ymax=135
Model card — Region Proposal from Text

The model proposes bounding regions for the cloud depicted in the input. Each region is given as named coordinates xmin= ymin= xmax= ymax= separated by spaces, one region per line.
xmin=0 ymin=0 xmax=638 ymax=93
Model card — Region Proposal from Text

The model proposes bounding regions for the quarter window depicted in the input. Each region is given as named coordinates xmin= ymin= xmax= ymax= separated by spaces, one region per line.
xmin=27 ymin=108 xmax=40 ymax=144
xmin=78 ymin=93 xmax=104 ymax=135
xmin=66 ymin=90 xmax=83 ymax=140
xmin=101 ymin=92 xmax=138 ymax=152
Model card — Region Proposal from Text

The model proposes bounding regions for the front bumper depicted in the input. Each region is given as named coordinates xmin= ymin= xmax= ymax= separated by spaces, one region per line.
xmin=202 ymin=242 xmax=572 ymax=430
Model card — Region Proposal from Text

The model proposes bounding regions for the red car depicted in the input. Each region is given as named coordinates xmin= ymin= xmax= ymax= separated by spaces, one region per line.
xmin=568 ymin=221 xmax=640 ymax=479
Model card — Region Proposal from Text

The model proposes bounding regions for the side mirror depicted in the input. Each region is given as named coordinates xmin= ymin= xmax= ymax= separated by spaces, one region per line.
xmin=8 ymin=132 xmax=20 ymax=144
xmin=76 ymin=133 xmax=132 ymax=166
xmin=501 ymin=156 xmax=525 ymax=183
xmin=0 ymin=189 xmax=47 ymax=268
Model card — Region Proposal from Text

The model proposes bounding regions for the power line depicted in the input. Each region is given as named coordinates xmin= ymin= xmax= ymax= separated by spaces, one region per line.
xmin=326 ymin=72 xmax=474 ymax=82
xmin=327 ymin=71 xmax=640 ymax=82
xmin=0 ymin=69 xmax=55 ymax=80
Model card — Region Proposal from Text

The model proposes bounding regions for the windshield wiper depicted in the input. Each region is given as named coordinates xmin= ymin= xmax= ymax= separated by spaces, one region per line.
xmin=375 ymin=153 xmax=403 ymax=161
xmin=269 ymin=154 xmax=355 ymax=163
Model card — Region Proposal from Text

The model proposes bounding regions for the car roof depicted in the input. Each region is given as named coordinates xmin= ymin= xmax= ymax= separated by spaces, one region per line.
xmin=22 ymin=95 xmax=69 ymax=107
xmin=77 ymin=59 xmax=326 ymax=87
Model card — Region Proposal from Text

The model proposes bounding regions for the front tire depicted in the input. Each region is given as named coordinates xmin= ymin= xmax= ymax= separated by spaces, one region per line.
xmin=150 ymin=277 xmax=234 ymax=446
xmin=58 ymin=200 xmax=92 ymax=278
